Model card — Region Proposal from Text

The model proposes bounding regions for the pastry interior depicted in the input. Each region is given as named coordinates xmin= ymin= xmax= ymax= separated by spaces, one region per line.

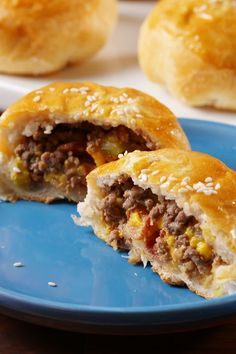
xmin=11 ymin=123 xmax=151 ymax=202
xmin=100 ymin=175 xmax=225 ymax=293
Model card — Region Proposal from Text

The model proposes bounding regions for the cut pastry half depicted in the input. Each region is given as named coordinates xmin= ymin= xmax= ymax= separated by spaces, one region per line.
xmin=0 ymin=82 xmax=189 ymax=203
xmin=76 ymin=149 xmax=236 ymax=298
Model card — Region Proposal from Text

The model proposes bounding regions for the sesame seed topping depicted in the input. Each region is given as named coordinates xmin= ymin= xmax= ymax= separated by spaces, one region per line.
xmin=151 ymin=170 xmax=160 ymax=176
xmin=168 ymin=176 xmax=177 ymax=182
xmin=160 ymin=176 xmax=167 ymax=183
xmin=13 ymin=166 xmax=21 ymax=173
xmin=205 ymin=177 xmax=212 ymax=183
xmin=206 ymin=182 xmax=213 ymax=187
xmin=178 ymin=187 xmax=188 ymax=193
xmin=127 ymin=98 xmax=134 ymax=104
xmin=70 ymin=87 xmax=81 ymax=93
xmin=122 ymin=93 xmax=128 ymax=98
xmin=130 ymin=118 xmax=136 ymax=125
xmin=62 ymin=88 xmax=69 ymax=94
xmin=36 ymin=90 xmax=43 ymax=94
xmin=119 ymin=95 xmax=125 ymax=103
xmin=231 ymin=229 xmax=236 ymax=239
xmin=182 ymin=177 xmax=190 ymax=183
xmin=138 ymin=173 xmax=148 ymax=182
xmin=48 ymin=281 xmax=57 ymax=287
xmin=161 ymin=182 xmax=170 ymax=189
xmin=84 ymin=100 xmax=91 ymax=107
xmin=136 ymin=114 xmax=143 ymax=118
xmin=13 ymin=262 xmax=24 ymax=268
xmin=49 ymin=87 xmax=55 ymax=92
xmin=33 ymin=95 xmax=41 ymax=103
xmin=215 ymin=183 xmax=221 ymax=190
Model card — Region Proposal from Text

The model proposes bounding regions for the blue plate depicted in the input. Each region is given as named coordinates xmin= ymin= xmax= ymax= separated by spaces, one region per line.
xmin=0 ymin=119 xmax=236 ymax=334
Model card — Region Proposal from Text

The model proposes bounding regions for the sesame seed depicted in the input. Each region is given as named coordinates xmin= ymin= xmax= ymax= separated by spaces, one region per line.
xmin=161 ymin=182 xmax=170 ymax=189
xmin=127 ymin=98 xmax=134 ymax=104
xmin=122 ymin=93 xmax=128 ymax=98
xmin=33 ymin=95 xmax=41 ymax=103
xmin=36 ymin=90 xmax=43 ymax=94
xmin=12 ymin=166 xmax=21 ymax=173
xmin=49 ymin=87 xmax=55 ymax=92
xmin=152 ymin=170 xmax=160 ymax=176
xmin=70 ymin=88 xmax=81 ymax=93
xmin=84 ymin=101 xmax=91 ymax=107
xmin=231 ymin=229 xmax=236 ymax=239
xmin=168 ymin=176 xmax=177 ymax=181
xmin=182 ymin=177 xmax=190 ymax=183
xmin=181 ymin=181 xmax=188 ymax=186
xmin=87 ymin=95 xmax=96 ymax=102
xmin=119 ymin=96 xmax=125 ymax=103
xmin=215 ymin=183 xmax=221 ymax=190
xmin=206 ymin=182 xmax=213 ymax=187
xmin=178 ymin=187 xmax=188 ymax=193
xmin=160 ymin=176 xmax=166 ymax=183
xmin=90 ymin=103 xmax=98 ymax=113
xmin=186 ymin=185 xmax=193 ymax=191
xmin=48 ymin=281 xmax=57 ymax=287
xmin=13 ymin=262 xmax=24 ymax=268
xmin=205 ymin=177 xmax=213 ymax=183
xmin=136 ymin=114 xmax=143 ymax=118
xmin=139 ymin=173 xmax=148 ymax=182
xmin=99 ymin=108 xmax=105 ymax=114
xmin=62 ymin=88 xmax=69 ymax=94
xmin=130 ymin=118 xmax=136 ymax=125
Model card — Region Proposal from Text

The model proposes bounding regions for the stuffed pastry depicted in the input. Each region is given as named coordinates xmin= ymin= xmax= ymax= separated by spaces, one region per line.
xmin=138 ymin=0 xmax=236 ymax=110
xmin=0 ymin=0 xmax=117 ymax=75
xmin=0 ymin=82 xmax=189 ymax=203
xmin=76 ymin=149 xmax=236 ymax=298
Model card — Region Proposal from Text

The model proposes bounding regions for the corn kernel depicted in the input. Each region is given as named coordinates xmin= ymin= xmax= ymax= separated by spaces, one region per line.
xmin=167 ymin=235 xmax=175 ymax=247
xmin=196 ymin=241 xmax=212 ymax=260
xmin=185 ymin=227 xmax=194 ymax=239
xmin=190 ymin=237 xmax=198 ymax=248
xmin=128 ymin=211 xmax=143 ymax=228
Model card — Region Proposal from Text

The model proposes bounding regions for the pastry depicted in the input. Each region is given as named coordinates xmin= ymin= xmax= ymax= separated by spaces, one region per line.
xmin=138 ymin=0 xmax=236 ymax=110
xmin=0 ymin=0 xmax=117 ymax=75
xmin=0 ymin=82 xmax=190 ymax=203
xmin=76 ymin=149 xmax=236 ymax=298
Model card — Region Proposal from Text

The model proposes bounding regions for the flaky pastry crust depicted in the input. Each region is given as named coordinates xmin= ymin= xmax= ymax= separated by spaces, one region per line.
xmin=0 ymin=0 xmax=117 ymax=75
xmin=138 ymin=0 xmax=236 ymax=110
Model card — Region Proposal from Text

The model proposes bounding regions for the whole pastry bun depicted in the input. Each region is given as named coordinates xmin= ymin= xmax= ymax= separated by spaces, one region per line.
xmin=0 ymin=0 xmax=117 ymax=76
xmin=138 ymin=0 xmax=236 ymax=110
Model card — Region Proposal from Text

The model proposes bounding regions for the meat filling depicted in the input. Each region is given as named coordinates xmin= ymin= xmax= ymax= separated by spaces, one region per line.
xmin=12 ymin=123 xmax=149 ymax=199
xmin=101 ymin=176 xmax=217 ymax=278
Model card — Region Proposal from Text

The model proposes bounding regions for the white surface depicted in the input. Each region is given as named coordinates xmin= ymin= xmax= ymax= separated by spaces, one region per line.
xmin=0 ymin=1 xmax=236 ymax=125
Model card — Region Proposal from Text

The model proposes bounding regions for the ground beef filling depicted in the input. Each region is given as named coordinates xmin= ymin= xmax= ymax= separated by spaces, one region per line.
xmin=101 ymin=177 xmax=215 ymax=277
xmin=13 ymin=123 xmax=149 ymax=194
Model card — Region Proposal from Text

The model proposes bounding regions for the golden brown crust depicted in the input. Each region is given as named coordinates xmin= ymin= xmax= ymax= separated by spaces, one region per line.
xmin=0 ymin=82 xmax=190 ymax=155
xmin=0 ymin=82 xmax=190 ymax=203
xmin=138 ymin=0 xmax=236 ymax=110
xmin=0 ymin=0 xmax=117 ymax=75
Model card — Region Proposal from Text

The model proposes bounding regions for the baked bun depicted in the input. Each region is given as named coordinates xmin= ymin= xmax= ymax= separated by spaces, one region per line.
xmin=138 ymin=0 xmax=236 ymax=110
xmin=0 ymin=82 xmax=189 ymax=203
xmin=76 ymin=149 xmax=236 ymax=298
xmin=0 ymin=0 xmax=117 ymax=75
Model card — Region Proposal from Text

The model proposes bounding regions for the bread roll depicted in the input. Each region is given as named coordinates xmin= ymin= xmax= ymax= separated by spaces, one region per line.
xmin=138 ymin=0 xmax=236 ymax=110
xmin=0 ymin=0 xmax=117 ymax=75
xmin=76 ymin=149 xmax=236 ymax=298
xmin=0 ymin=82 xmax=189 ymax=203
